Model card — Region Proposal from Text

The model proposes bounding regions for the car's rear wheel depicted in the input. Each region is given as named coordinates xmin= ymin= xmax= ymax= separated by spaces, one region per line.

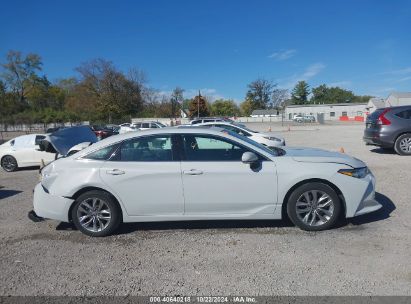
xmin=1 ymin=155 xmax=18 ymax=172
xmin=287 ymin=182 xmax=341 ymax=231
xmin=394 ymin=133 xmax=411 ymax=155
xmin=71 ymin=190 xmax=121 ymax=237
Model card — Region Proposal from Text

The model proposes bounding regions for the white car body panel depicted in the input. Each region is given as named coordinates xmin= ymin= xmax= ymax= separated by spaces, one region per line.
xmin=181 ymin=161 xmax=277 ymax=215
xmin=33 ymin=128 xmax=382 ymax=225
xmin=0 ymin=134 xmax=55 ymax=168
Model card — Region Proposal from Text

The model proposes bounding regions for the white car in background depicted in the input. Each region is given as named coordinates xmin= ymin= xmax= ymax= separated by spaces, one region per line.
xmin=0 ymin=134 xmax=55 ymax=172
xmin=31 ymin=127 xmax=381 ymax=237
xmin=191 ymin=122 xmax=285 ymax=147
xmin=118 ymin=123 xmax=137 ymax=134
xmin=133 ymin=121 xmax=167 ymax=130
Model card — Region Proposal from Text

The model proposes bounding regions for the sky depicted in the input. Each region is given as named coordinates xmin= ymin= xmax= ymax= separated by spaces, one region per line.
xmin=1 ymin=0 xmax=411 ymax=102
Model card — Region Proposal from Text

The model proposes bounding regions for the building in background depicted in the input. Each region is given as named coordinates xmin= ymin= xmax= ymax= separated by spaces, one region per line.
xmin=365 ymin=98 xmax=385 ymax=114
xmin=250 ymin=109 xmax=279 ymax=117
xmin=385 ymin=92 xmax=411 ymax=107
xmin=284 ymin=103 xmax=367 ymax=121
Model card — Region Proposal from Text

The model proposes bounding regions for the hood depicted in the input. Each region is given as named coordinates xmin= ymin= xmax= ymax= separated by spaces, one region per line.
xmin=283 ymin=147 xmax=365 ymax=168
xmin=41 ymin=126 xmax=97 ymax=156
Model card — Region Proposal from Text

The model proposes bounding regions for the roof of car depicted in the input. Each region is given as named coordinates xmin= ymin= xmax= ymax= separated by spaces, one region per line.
xmin=79 ymin=127 xmax=227 ymax=150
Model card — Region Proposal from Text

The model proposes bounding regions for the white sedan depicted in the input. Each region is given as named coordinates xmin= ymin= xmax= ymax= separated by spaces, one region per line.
xmin=0 ymin=134 xmax=55 ymax=172
xmin=30 ymin=127 xmax=381 ymax=237
xmin=191 ymin=122 xmax=285 ymax=147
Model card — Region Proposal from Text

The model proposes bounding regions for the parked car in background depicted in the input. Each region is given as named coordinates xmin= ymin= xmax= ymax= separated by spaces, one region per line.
xmin=293 ymin=115 xmax=316 ymax=123
xmin=188 ymin=122 xmax=285 ymax=147
xmin=363 ymin=105 xmax=411 ymax=155
xmin=190 ymin=117 xmax=234 ymax=125
xmin=118 ymin=123 xmax=137 ymax=134
xmin=0 ymin=134 xmax=55 ymax=172
xmin=31 ymin=127 xmax=381 ymax=236
xmin=91 ymin=125 xmax=119 ymax=140
xmin=39 ymin=125 xmax=98 ymax=158
xmin=133 ymin=121 xmax=167 ymax=130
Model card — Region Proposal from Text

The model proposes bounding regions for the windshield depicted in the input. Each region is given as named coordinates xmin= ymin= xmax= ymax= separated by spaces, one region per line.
xmin=224 ymin=130 xmax=282 ymax=157
xmin=233 ymin=123 xmax=258 ymax=133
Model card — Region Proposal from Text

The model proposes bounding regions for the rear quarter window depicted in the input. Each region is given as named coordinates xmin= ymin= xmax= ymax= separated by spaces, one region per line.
xmin=395 ymin=109 xmax=411 ymax=120
xmin=83 ymin=144 xmax=119 ymax=160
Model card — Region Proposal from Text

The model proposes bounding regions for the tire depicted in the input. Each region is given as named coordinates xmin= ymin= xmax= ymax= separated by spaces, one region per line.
xmin=394 ymin=133 xmax=411 ymax=156
xmin=287 ymin=182 xmax=342 ymax=231
xmin=71 ymin=190 xmax=121 ymax=237
xmin=1 ymin=155 xmax=18 ymax=172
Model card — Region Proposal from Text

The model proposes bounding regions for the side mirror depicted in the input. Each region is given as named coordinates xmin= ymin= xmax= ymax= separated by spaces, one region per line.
xmin=242 ymin=152 xmax=258 ymax=164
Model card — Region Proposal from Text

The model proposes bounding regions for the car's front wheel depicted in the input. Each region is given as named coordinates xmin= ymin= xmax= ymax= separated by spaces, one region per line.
xmin=1 ymin=155 xmax=18 ymax=172
xmin=394 ymin=133 xmax=411 ymax=155
xmin=287 ymin=182 xmax=341 ymax=231
xmin=71 ymin=190 xmax=121 ymax=237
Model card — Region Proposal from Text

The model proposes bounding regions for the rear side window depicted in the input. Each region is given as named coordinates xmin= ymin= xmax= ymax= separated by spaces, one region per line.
xmin=84 ymin=144 xmax=120 ymax=160
xmin=118 ymin=135 xmax=173 ymax=161
xmin=142 ymin=123 xmax=150 ymax=128
xmin=395 ymin=109 xmax=411 ymax=120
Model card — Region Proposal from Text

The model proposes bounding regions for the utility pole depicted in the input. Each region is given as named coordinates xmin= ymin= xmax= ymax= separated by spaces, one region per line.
xmin=197 ymin=90 xmax=201 ymax=118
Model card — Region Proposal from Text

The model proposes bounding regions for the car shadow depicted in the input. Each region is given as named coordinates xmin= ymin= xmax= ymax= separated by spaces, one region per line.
xmin=55 ymin=192 xmax=395 ymax=235
xmin=0 ymin=189 xmax=22 ymax=200
xmin=345 ymin=192 xmax=396 ymax=226
xmin=369 ymin=147 xmax=396 ymax=154
xmin=114 ymin=219 xmax=294 ymax=235
xmin=16 ymin=166 xmax=40 ymax=172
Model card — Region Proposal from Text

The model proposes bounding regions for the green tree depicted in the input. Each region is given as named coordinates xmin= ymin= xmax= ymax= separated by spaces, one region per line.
xmin=210 ymin=99 xmax=240 ymax=116
xmin=170 ymin=87 xmax=184 ymax=118
xmin=240 ymin=99 xmax=253 ymax=116
xmin=291 ymin=81 xmax=310 ymax=104
xmin=245 ymin=78 xmax=276 ymax=110
xmin=188 ymin=93 xmax=210 ymax=118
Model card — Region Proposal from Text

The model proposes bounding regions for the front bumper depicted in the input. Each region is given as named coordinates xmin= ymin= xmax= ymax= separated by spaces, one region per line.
xmin=332 ymin=171 xmax=382 ymax=218
xmin=33 ymin=183 xmax=74 ymax=222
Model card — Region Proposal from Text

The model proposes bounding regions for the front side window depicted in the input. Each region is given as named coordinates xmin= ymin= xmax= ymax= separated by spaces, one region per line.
xmin=142 ymin=123 xmax=150 ymax=128
xmin=118 ymin=135 xmax=173 ymax=161
xmin=182 ymin=134 xmax=251 ymax=161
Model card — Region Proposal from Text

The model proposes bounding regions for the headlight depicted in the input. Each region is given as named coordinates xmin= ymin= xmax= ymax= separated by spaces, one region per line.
xmin=264 ymin=136 xmax=282 ymax=142
xmin=338 ymin=167 xmax=370 ymax=178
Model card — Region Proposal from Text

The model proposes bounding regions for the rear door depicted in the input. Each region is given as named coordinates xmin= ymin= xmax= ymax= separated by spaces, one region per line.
xmin=99 ymin=134 xmax=184 ymax=216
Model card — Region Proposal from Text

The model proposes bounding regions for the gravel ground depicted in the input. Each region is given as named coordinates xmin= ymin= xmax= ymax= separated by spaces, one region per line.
xmin=0 ymin=123 xmax=410 ymax=296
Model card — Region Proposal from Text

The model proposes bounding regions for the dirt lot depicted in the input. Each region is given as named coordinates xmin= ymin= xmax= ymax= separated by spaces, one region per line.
xmin=0 ymin=122 xmax=410 ymax=296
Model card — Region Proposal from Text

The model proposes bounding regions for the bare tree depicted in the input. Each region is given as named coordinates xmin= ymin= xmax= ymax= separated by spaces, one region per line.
xmin=1 ymin=50 xmax=42 ymax=103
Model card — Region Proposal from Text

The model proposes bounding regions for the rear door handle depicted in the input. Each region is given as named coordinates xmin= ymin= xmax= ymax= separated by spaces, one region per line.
xmin=183 ymin=169 xmax=203 ymax=175
xmin=106 ymin=169 xmax=125 ymax=175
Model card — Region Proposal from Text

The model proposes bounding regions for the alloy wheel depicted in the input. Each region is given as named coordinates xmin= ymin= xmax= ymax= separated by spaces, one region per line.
xmin=76 ymin=197 xmax=112 ymax=232
xmin=1 ymin=156 xmax=17 ymax=172
xmin=399 ymin=137 xmax=411 ymax=153
xmin=295 ymin=190 xmax=335 ymax=226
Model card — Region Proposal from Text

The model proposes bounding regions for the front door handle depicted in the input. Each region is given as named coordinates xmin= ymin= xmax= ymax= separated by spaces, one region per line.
xmin=183 ymin=169 xmax=203 ymax=175
xmin=106 ymin=169 xmax=125 ymax=175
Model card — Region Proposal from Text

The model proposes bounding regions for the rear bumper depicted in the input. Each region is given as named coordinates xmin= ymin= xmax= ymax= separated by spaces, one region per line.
xmin=33 ymin=183 xmax=74 ymax=222
xmin=363 ymin=129 xmax=394 ymax=148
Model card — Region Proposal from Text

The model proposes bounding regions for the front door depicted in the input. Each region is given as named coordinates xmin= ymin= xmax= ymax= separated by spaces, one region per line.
xmin=100 ymin=134 xmax=184 ymax=216
xmin=179 ymin=134 xmax=277 ymax=215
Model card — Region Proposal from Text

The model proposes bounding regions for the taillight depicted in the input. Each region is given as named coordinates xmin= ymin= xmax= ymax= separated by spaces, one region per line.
xmin=377 ymin=109 xmax=391 ymax=125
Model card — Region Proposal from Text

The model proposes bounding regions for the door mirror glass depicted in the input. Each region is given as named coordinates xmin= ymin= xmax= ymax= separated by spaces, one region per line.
xmin=241 ymin=152 xmax=258 ymax=164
